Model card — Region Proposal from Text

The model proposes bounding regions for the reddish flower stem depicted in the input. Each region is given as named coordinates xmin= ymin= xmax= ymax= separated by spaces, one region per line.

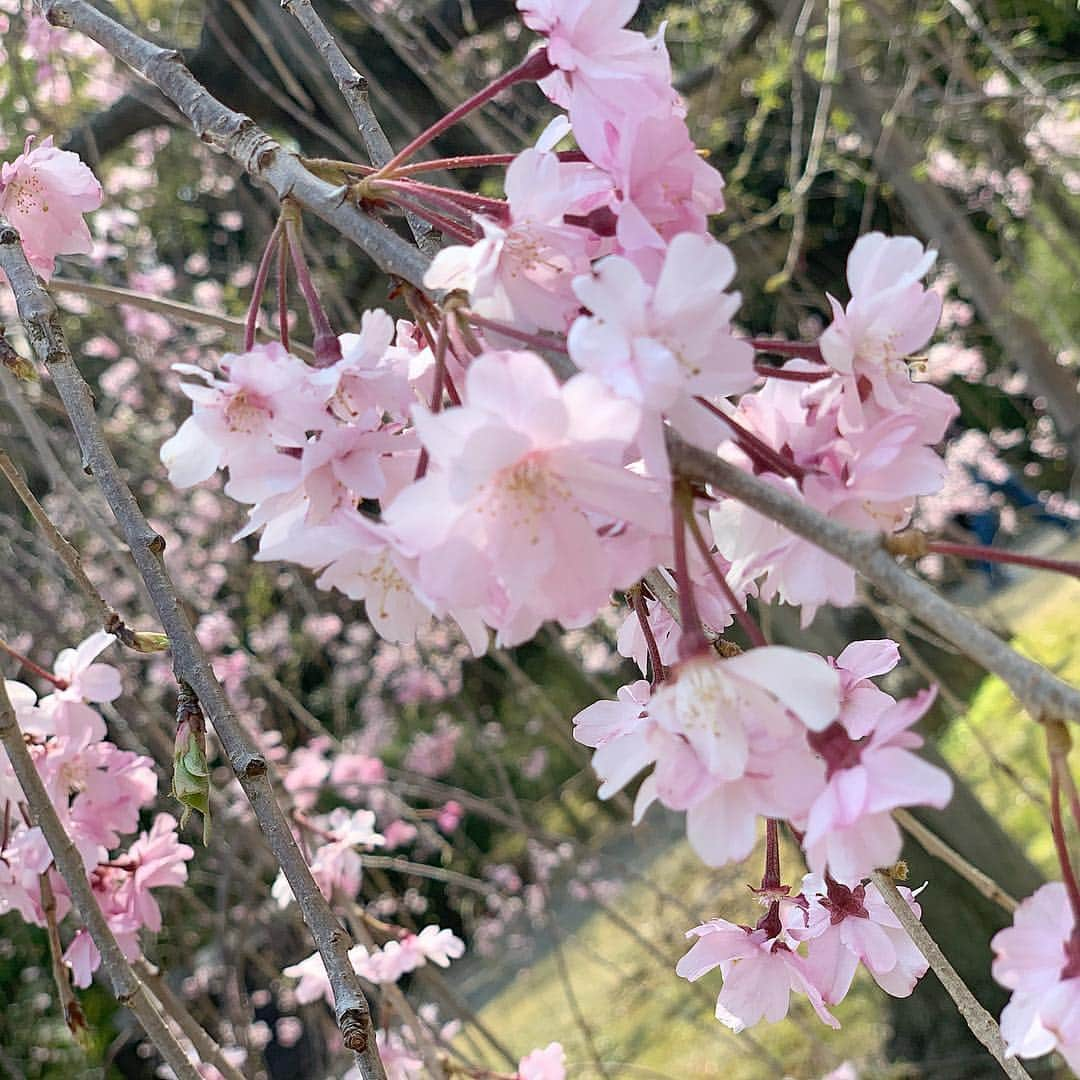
xmin=762 ymin=818 xmax=782 ymax=890
xmin=243 ymin=219 xmax=282 ymax=351
xmin=466 ymin=312 xmax=570 ymax=353
xmin=753 ymin=362 xmax=832 ymax=383
xmin=382 ymin=193 xmax=477 ymax=244
xmin=0 ymin=638 xmax=68 ymax=690
xmin=672 ymin=486 xmax=710 ymax=659
xmin=683 ymin=509 xmax=767 ymax=648
xmin=926 ymin=541 xmax=1080 ymax=580
xmin=373 ymin=49 xmax=556 ymax=177
xmin=276 ymin=229 xmax=290 ymax=354
xmin=414 ymin=316 xmax=451 ymax=481
xmin=629 ymin=586 xmax=666 ymax=684
xmin=284 ymin=213 xmax=341 ymax=367
xmin=371 ymin=178 xmax=509 ymax=218
xmin=393 ymin=150 xmax=589 ymax=176
xmin=748 ymin=337 xmax=824 ymax=363
xmin=1049 ymin=750 xmax=1080 ymax=930
xmin=695 ymin=396 xmax=806 ymax=482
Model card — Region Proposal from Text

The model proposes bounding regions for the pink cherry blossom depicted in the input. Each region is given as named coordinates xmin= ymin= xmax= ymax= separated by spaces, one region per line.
xmin=818 ymin=233 xmax=946 ymax=433
xmin=517 ymin=1041 xmax=566 ymax=1080
xmin=0 ymin=136 xmax=102 ymax=279
xmin=991 ymin=882 xmax=1080 ymax=1069
xmin=160 ymin=343 xmax=323 ymax=501
xmin=569 ymin=233 xmax=755 ymax=474
xmin=51 ymin=630 xmax=122 ymax=704
xmin=384 ymin=350 xmax=666 ymax=646
xmin=677 ymin=916 xmax=839 ymax=1031
xmin=797 ymin=875 xmax=928 ymax=1003
xmin=424 ymin=137 xmax=609 ymax=336
xmin=576 ymin=651 xmax=836 ymax=866
xmin=801 ymin=685 xmax=953 ymax=882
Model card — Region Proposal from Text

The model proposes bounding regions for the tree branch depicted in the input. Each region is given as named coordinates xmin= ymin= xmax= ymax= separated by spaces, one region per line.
xmin=668 ymin=435 xmax=1080 ymax=725
xmin=870 ymin=872 xmax=1032 ymax=1080
xmin=42 ymin=0 xmax=429 ymax=292
xmin=281 ymin=0 xmax=438 ymax=254
xmin=0 ymin=679 xmax=201 ymax=1080
xmin=0 ymin=217 xmax=386 ymax=1078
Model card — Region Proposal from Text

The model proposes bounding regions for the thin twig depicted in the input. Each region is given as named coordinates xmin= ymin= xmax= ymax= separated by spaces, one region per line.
xmin=893 ymin=808 xmax=1018 ymax=914
xmin=50 ymin=276 xmax=313 ymax=359
xmin=134 ymin=960 xmax=248 ymax=1080
xmin=0 ymin=218 xmax=385 ymax=1079
xmin=869 ymin=872 xmax=1032 ymax=1080
xmin=281 ymin=0 xmax=437 ymax=254
xmin=0 ymin=680 xmax=200 ymax=1080
xmin=0 ymin=450 xmax=162 ymax=651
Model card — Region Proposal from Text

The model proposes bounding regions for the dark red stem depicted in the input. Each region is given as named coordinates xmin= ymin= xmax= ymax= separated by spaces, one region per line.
xmin=276 ymin=229 xmax=290 ymax=354
xmin=684 ymin=510 xmax=767 ymax=647
xmin=393 ymin=150 xmax=589 ymax=177
xmin=373 ymin=49 xmax=556 ymax=176
xmin=414 ymin=316 xmax=451 ymax=481
xmin=466 ymin=312 xmax=570 ymax=353
xmin=748 ymin=338 xmax=825 ymax=363
xmin=629 ymin=587 xmax=666 ymax=684
xmin=0 ymin=639 xmax=68 ymax=690
xmin=927 ymin=541 xmax=1080 ymax=579
xmin=672 ymin=487 xmax=710 ymax=659
xmin=243 ymin=219 xmax=282 ymax=352
xmin=284 ymin=215 xmax=341 ymax=367
xmin=695 ymin=396 xmax=807 ymax=483
xmin=372 ymin=178 xmax=509 ymax=218
xmin=753 ymin=362 xmax=831 ymax=382
xmin=762 ymin=818 xmax=782 ymax=890
xmin=1050 ymin=750 xmax=1080 ymax=931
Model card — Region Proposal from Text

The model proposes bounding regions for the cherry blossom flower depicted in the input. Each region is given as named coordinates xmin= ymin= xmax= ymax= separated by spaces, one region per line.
xmin=518 ymin=1041 xmax=567 ymax=1080
xmin=160 ymin=343 xmax=323 ymax=501
xmin=991 ymin=882 xmax=1080 ymax=1070
xmin=677 ymin=916 xmax=839 ymax=1031
xmin=818 ymin=233 xmax=947 ymax=433
xmin=796 ymin=875 xmax=928 ymax=1003
xmin=801 ymin=684 xmax=952 ymax=882
xmin=49 ymin=630 xmax=121 ymax=702
xmin=0 ymin=136 xmax=102 ymax=279
xmin=576 ymin=651 xmax=837 ymax=865
xmin=569 ymin=233 xmax=755 ymax=474
xmin=424 ymin=131 xmax=610 ymax=336
xmin=384 ymin=349 xmax=666 ymax=646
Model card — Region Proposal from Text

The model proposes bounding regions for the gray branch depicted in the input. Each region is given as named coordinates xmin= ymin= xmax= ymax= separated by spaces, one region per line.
xmin=0 ymin=218 xmax=386 ymax=1079
xmin=669 ymin=434 xmax=1080 ymax=725
xmin=41 ymin=0 xmax=429 ymax=292
xmin=281 ymin=0 xmax=438 ymax=254
xmin=0 ymin=679 xmax=201 ymax=1080
xmin=870 ymin=872 xmax=1032 ymax=1080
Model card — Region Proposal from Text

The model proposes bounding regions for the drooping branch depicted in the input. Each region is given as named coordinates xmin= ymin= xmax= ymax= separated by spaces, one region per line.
xmin=0 ymin=680 xmax=201 ymax=1080
xmin=869 ymin=872 xmax=1032 ymax=1080
xmin=42 ymin=0 xmax=429 ymax=291
xmin=668 ymin=434 xmax=1080 ymax=725
xmin=0 ymin=217 xmax=386 ymax=1079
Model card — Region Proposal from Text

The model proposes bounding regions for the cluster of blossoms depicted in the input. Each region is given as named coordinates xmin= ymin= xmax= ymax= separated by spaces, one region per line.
xmin=679 ymin=874 xmax=928 ymax=1031
xmin=0 ymin=633 xmax=192 ymax=987
xmin=5 ymin=0 xmax=1079 ymax=1071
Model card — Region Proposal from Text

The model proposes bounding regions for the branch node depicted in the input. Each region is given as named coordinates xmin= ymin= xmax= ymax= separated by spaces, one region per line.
xmin=147 ymin=533 xmax=167 ymax=555
xmin=241 ymin=754 xmax=268 ymax=778
xmin=339 ymin=1008 xmax=370 ymax=1052
xmin=884 ymin=529 xmax=929 ymax=559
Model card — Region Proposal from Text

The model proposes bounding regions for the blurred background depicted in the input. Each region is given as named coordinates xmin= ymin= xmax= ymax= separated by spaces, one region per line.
xmin=0 ymin=0 xmax=1079 ymax=1075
